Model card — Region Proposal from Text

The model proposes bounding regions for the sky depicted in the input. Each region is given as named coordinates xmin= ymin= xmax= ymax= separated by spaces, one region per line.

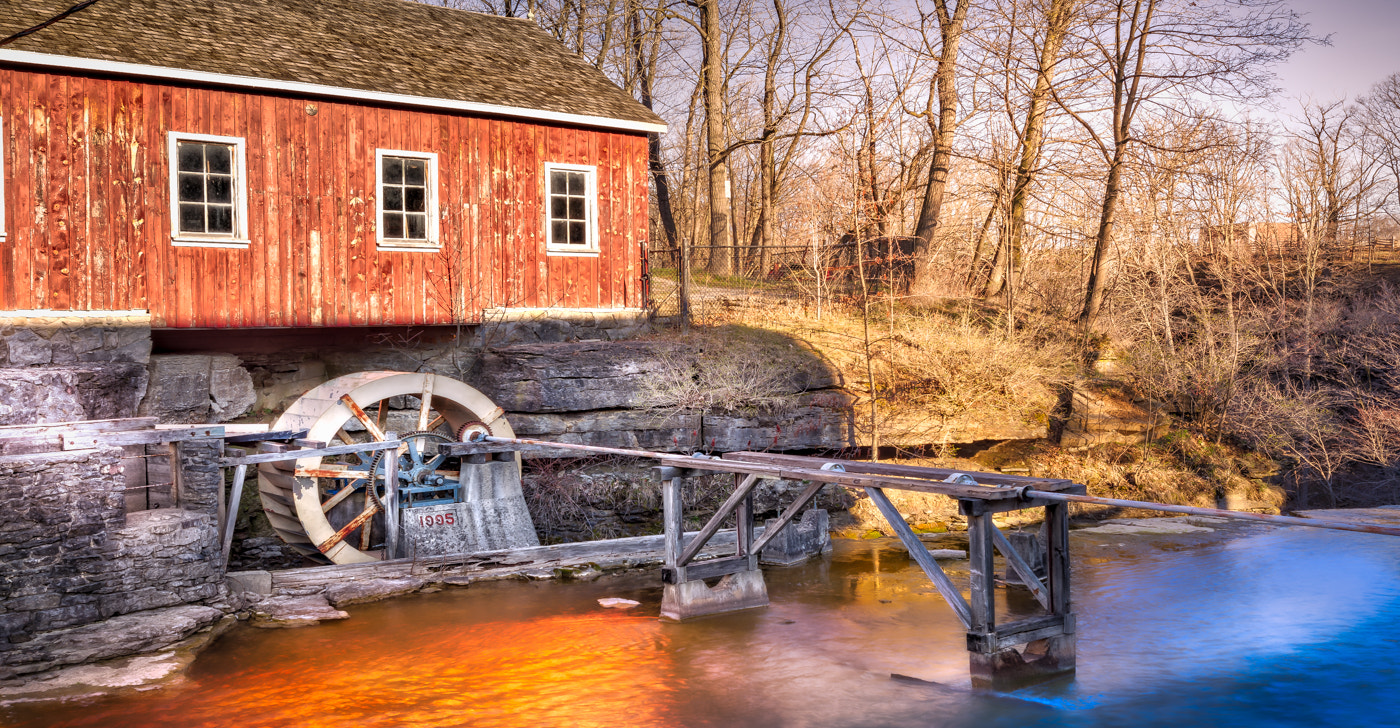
xmin=1273 ymin=0 xmax=1400 ymax=104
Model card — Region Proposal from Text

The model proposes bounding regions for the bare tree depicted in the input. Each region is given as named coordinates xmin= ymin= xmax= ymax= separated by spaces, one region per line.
xmin=1059 ymin=0 xmax=1310 ymax=329
xmin=908 ymin=0 xmax=972 ymax=298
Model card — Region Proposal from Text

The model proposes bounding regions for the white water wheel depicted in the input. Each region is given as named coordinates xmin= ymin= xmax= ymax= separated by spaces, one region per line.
xmin=256 ymin=371 xmax=515 ymax=564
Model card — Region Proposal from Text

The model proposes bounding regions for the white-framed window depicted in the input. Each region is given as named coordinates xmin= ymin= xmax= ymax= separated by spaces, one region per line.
xmin=376 ymin=149 xmax=440 ymax=250
xmin=167 ymin=132 xmax=250 ymax=248
xmin=544 ymin=162 xmax=598 ymax=255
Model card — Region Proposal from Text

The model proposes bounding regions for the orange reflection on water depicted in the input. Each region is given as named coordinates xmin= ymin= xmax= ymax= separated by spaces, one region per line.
xmin=35 ymin=610 xmax=678 ymax=728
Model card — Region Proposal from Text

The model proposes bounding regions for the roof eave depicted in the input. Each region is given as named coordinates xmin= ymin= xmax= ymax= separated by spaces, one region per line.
xmin=0 ymin=49 xmax=668 ymax=134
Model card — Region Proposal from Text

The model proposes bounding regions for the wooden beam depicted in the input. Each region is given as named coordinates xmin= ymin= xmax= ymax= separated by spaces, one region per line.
xmin=967 ymin=510 xmax=996 ymax=635
xmin=63 ymin=426 xmax=225 ymax=449
xmin=224 ymin=428 xmax=309 ymax=444
xmin=865 ymin=487 xmax=973 ymax=630
xmin=726 ymin=451 xmax=1079 ymax=492
xmin=664 ymin=555 xmax=752 ymax=584
xmin=677 ymin=473 xmax=761 ymax=566
xmin=966 ymin=614 xmax=1073 ymax=653
xmin=220 ymin=463 xmax=247 ymax=565
xmin=1046 ymin=503 xmax=1072 ymax=617
xmin=662 ymin=475 xmax=685 ymax=583
xmin=0 ymin=417 xmax=157 ymax=434
xmin=218 ymin=440 xmax=401 ymax=467
xmin=989 ymin=525 xmax=1051 ymax=611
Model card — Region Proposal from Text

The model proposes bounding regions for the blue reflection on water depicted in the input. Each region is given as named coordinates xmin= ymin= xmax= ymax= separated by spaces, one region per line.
xmin=1016 ymin=526 xmax=1400 ymax=728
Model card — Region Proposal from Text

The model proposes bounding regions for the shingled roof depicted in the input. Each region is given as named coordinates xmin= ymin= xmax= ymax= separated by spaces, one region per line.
xmin=0 ymin=0 xmax=665 ymax=132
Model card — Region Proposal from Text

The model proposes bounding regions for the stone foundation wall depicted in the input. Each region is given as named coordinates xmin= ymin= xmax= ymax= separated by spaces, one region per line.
xmin=0 ymin=447 xmax=225 ymax=679
xmin=0 ymin=312 xmax=153 ymax=427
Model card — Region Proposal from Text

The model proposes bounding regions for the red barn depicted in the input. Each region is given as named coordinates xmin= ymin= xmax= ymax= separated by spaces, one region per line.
xmin=0 ymin=0 xmax=665 ymax=331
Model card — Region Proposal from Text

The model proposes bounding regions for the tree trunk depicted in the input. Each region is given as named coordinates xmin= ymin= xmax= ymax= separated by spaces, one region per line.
xmin=629 ymin=2 xmax=679 ymax=250
xmin=1081 ymin=144 xmax=1127 ymax=326
xmin=983 ymin=0 xmax=1075 ymax=299
xmin=699 ymin=0 xmax=734 ymax=276
xmin=910 ymin=0 xmax=970 ymax=298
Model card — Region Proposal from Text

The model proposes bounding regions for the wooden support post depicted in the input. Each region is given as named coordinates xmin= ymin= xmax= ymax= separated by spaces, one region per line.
xmin=1045 ymin=502 xmax=1072 ymax=616
xmin=384 ymin=450 xmax=400 ymax=560
xmin=866 ymin=487 xmax=972 ymax=629
xmin=965 ymin=502 xmax=996 ymax=637
xmin=220 ymin=463 xmax=247 ymax=566
xmin=735 ymin=473 xmax=756 ymax=570
xmin=662 ymin=472 xmax=686 ymax=584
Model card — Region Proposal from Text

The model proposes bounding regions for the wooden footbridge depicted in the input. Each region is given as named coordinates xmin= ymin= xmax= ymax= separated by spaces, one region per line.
xmin=459 ymin=435 xmax=1400 ymax=689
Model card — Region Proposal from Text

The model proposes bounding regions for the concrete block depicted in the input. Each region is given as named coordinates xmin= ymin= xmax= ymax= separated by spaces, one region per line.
xmin=660 ymin=569 xmax=769 ymax=621
xmin=760 ymin=509 xmax=831 ymax=566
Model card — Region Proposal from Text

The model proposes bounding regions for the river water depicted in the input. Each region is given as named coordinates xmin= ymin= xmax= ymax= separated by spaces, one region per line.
xmin=7 ymin=520 xmax=1400 ymax=728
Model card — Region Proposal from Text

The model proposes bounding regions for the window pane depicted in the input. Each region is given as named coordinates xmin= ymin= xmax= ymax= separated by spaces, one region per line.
xmin=383 ymin=212 xmax=404 ymax=238
xmin=552 ymin=220 xmax=567 ymax=244
xmin=551 ymin=196 xmax=567 ymax=219
xmin=178 ymin=173 xmax=205 ymax=202
xmin=567 ymin=172 xmax=585 ymax=195
xmin=568 ymin=197 xmax=585 ymax=221
xmin=205 ymin=145 xmax=232 ymax=174
xmin=208 ymin=205 xmax=234 ymax=233
xmin=207 ymin=175 xmax=232 ymax=204
xmin=569 ymin=222 xmax=586 ymax=245
xmin=384 ymin=186 xmax=404 ymax=212
xmin=404 ymin=187 xmax=426 ymax=213
xmin=405 ymin=159 xmax=426 ymax=186
xmin=406 ymin=213 xmax=426 ymax=239
xmin=550 ymin=171 xmax=567 ymax=194
xmin=382 ymin=157 xmax=403 ymax=184
xmin=179 ymin=203 xmax=205 ymax=233
xmin=177 ymin=143 xmax=204 ymax=172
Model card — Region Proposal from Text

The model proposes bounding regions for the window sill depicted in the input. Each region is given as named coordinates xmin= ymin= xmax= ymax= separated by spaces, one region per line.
xmin=377 ymin=240 xmax=441 ymax=253
xmin=171 ymin=237 xmax=251 ymax=249
xmin=546 ymin=247 xmax=601 ymax=257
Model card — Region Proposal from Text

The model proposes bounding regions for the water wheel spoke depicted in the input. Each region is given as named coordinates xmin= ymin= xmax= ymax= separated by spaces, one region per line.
xmin=340 ymin=394 xmax=388 ymax=442
xmin=295 ymin=465 xmax=364 ymax=479
xmin=321 ymin=482 xmax=362 ymax=513
xmin=359 ymin=510 xmax=374 ymax=550
xmin=406 ymin=439 xmax=426 ymax=467
xmin=318 ymin=499 xmax=382 ymax=552
xmin=417 ymin=374 xmax=436 ymax=432
xmin=335 ymin=429 xmax=369 ymax=464
xmin=426 ymin=414 xmax=445 ymax=431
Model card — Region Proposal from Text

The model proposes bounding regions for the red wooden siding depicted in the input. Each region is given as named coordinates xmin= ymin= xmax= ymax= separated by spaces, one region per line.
xmin=0 ymin=67 xmax=650 ymax=327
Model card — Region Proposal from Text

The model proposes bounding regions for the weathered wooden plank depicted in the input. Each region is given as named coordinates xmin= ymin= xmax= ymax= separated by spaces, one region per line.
xmin=665 ymin=555 xmax=753 ymax=584
xmin=725 ymin=451 xmax=1076 ymax=491
xmin=966 ymin=510 xmax=996 ymax=634
xmin=223 ymin=429 xmax=309 ymax=444
xmin=866 ymin=487 xmax=973 ymax=629
xmin=64 ymin=426 xmax=225 ymax=449
xmin=966 ymin=614 xmax=1072 ymax=653
xmin=0 ymin=417 xmax=158 ymax=434
xmin=218 ymin=439 xmax=400 ymax=466
xmin=662 ymin=474 xmax=685 ymax=581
